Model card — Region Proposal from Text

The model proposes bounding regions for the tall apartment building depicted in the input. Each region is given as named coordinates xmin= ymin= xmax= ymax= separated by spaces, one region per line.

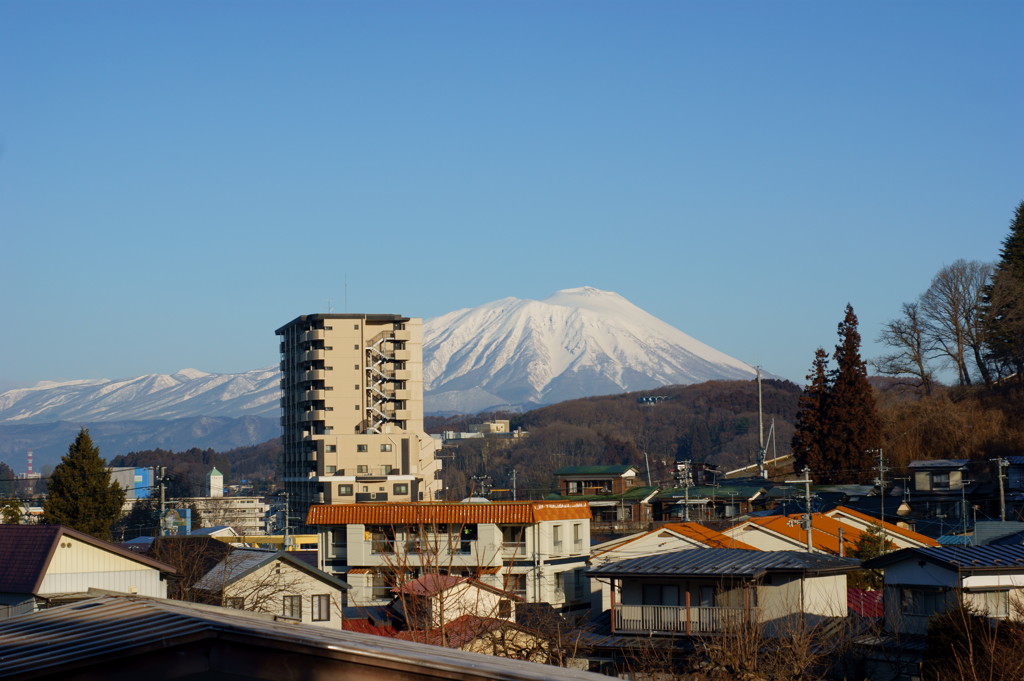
xmin=277 ymin=314 xmax=442 ymax=527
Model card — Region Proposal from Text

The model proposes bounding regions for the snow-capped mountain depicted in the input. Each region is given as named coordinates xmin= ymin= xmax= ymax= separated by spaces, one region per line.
xmin=0 ymin=368 xmax=280 ymax=423
xmin=0 ymin=287 xmax=760 ymax=424
xmin=423 ymin=287 xmax=757 ymax=413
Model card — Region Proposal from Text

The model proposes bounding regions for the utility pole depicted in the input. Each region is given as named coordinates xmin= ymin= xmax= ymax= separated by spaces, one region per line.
xmin=960 ymin=479 xmax=973 ymax=539
xmin=872 ymin=449 xmax=888 ymax=550
xmin=158 ymin=466 xmax=166 ymax=537
xmin=786 ymin=467 xmax=814 ymax=552
xmin=756 ymin=368 xmax=767 ymax=480
xmin=992 ymin=457 xmax=1009 ymax=522
xmin=510 ymin=469 xmax=517 ymax=502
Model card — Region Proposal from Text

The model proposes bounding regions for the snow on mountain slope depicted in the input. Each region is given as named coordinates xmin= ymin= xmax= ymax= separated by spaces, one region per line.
xmin=0 ymin=368 xmax=280 ymax=423
xmin=423 ymin=287 xmax=757 ymax=412
xmin=0 ymin=287 xmax=761 ymax=422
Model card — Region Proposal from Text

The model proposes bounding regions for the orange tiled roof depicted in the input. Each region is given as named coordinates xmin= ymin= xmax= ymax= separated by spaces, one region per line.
xmin=827 ymin=506 xmax=939 ymax=547
xmin=307 ymin=501 xmax=591 ymax=526
xmin=659 ymin=523 xmax=761 ymax=551
xmin=590 ymin=522 xmax=760 ymax=560
xmin=729 ymin=514 xmax=867 ymax=555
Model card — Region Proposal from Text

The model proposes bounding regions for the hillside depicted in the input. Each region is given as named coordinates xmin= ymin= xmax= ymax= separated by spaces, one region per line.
xmin=428 ymin=379 xmax=802 ymax=500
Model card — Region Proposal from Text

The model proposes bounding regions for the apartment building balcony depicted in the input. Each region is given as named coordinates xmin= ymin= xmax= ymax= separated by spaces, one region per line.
xmin=392 ymin=329 xmax=411 ymax=342
xmin=302 ymin=329 xmax=325 ymax=343
xmin=393 ymin=369 xmax=411 ymax=381
xmin=612 ymin=604 xmax=759 ymax=635
xmin=300 ymin=410 xmax=327 ymax=422
xmin=301 ymin=389 xmax=326 ymax=402
xmin=501 ymin=541 xmax=527 ymax=558
xmin=303 ymin=349 xmax=326 ymax=362
xmin=391 ymin=349 xmax=411 ymax=362
xmin=302 ymin=370 xmax=326 ymax=382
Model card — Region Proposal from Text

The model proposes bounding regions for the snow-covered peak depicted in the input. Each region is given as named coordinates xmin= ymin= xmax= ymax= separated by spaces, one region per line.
xmin=423 ymin=287 xmax=758 ymax=412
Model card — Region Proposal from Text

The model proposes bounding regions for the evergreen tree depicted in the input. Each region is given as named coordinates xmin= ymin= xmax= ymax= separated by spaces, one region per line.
xmin=820 ymin=305 xmax=880 ymax=483
xmin=791 ymin=348 xmax=830 ymax=475
xmin=43 ymin=428 xmax=126 ymax=540
xmin=985 ymin=200 xmax=1024 ymax=382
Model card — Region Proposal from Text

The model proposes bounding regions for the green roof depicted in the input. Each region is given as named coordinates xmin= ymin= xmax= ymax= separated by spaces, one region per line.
xmin=655 ymin=484 xmax=765 ymax=501
xmin=546 ymin=486 xmax=659 ymax=502
xmin=553 ymin=465 xmax=637 ymax=476
xmin=208 ymin=467 xmax=223 ymax=477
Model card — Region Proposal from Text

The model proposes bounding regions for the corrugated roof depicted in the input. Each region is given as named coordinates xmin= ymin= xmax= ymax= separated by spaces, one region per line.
xmin=0 ymin=595 xmax=607 ymax=681
xmin=588 ymin=548 xmax=860 ymax=579
xmin=908 ymin=459 xmax=970 ymax=469
xmin=865 ymin=544 xmax=1024 ymax=571
xmin=307 ymin=501 xmax=591 ymax=526
xmin=0 ymin=525 xmax=176 ymax=595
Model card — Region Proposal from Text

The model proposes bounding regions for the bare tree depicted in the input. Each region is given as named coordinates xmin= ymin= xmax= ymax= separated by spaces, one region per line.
xmin=874 ymin=301 xmax=936 ymax=394
xmin=920 ymin=260 xmax=994 ymax=386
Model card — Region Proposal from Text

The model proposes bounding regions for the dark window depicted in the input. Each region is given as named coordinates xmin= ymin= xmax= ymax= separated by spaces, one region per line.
xmin=283 ymin=595 xmax=302 ymax=619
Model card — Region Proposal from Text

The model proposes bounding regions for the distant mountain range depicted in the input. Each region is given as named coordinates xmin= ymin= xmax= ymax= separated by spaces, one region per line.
xmin=0 ymin=287 xmax=761 ymax=467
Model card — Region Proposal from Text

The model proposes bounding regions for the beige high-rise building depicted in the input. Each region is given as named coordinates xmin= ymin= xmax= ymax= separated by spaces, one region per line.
xmin=276 ymin=314 xmax=442 ymax=527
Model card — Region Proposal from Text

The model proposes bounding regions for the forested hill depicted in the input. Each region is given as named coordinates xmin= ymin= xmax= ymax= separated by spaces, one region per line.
xmin=427 ymin=379 xmax=803 ymax=500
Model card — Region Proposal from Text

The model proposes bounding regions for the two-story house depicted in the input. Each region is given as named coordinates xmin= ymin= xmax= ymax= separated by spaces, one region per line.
xmin=587 ymin=548 xmax=859 ymax=638
xmin=308 ymin=501 xmax=592 ymax=613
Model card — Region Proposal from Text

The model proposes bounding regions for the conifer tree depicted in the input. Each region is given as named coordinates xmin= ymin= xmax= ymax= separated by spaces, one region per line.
xmin=43 ymin=428 xmax=126 ymax=540
xmin=820 ymin=305 xmax=880 ymax=483
xmin=791 ymin=348 xmax=830 ymax=475
xmin=985 ymin=200 xmax=1024 ymax=382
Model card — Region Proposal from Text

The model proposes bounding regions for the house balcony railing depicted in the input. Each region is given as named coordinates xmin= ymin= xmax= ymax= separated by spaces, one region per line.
xmin=502 ymin=541 xmax=527 ymax=558
xmin=613 ymin=604 xmax=760 ymax=635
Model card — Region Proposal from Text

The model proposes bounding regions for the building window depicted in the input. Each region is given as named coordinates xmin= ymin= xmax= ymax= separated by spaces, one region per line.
xmin=573 ymin=523 xmax=583 ymax=552
xmin=354 ymin=324 xmax=359 ymax=329
xmin=337 ymin=484 xmax=353 ymax=496
xmin=354 ymin=384 xmax=359 ymax=390
xmin=325 ymin=465 xmax=336 ymax=474
xmin=354 ymin=404 xmax=360 ymax=410
xmin=381 ymin=465 xmax=393 ymax=475
xmin=552 ymin=525 xmax=563 ymax=554
xmin=381 ymin=444 xmax=393 ymax=452
xmin=498 ymin=599 xmax=512 ymax=618
xmin=283 ymin=595 xmax=302 ymax=619
xmin=312 ymin=594 xmax=331 ymax=621
xmin=394 ymin=483 xmax=408 ymax=495
xmin=356 ymin=445 xmax=368 ymax=453
xmin=567 ymin=481 xmax=580 ymax=495
xmin=357 ymin=465 xmax=368 ymax=473
xmin=224 ymin=597 xmax=244 ymax=609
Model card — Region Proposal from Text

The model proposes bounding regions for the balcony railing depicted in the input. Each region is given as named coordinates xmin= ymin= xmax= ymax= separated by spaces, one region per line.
xmin=613 ymin=604 xmax=759 ymax=635
xmin=502 ymin=541 xmax=527 ymax=558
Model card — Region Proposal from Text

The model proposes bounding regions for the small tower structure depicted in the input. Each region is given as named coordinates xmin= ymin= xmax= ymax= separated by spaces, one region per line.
xmin=207 ymin=467 xmax=224 ymax=498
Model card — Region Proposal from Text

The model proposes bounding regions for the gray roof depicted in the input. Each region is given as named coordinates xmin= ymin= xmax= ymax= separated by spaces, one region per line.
xmin=587 ymin=548 xmax=860 ymax=579
xmin=864 ymin=544 xmax=1024 ymax=572
xmin=193 ymin=549 xmax=349 ymax=592
xmin=908 ymin=459 xmax=970 ymax=469
xmin=0 ymin=595 xmax=607 ymax=681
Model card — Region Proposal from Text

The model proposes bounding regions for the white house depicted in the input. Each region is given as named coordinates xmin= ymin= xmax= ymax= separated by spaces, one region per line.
xmin=191 ymin=548 xmax=350 ymax=628
xmin=0 ymin=525 xmax=175 ymax=618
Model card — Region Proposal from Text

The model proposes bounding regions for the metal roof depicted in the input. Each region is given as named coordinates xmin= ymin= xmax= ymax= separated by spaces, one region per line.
xmin=307 ymin=501 xmax=591 ymax=526
xmin=0 ymin=595 xmax=609 ymax=681
xmin=864 ymin=544 xmax=1024 ymax=571
xmin=587 ymin=548 xmax=860 ymax=579
xmin=0 ymin=525 xmax=176 ymax=595
xmin=907 ymin=459 xmax=970 ymax=469
xmin=191 ymin=549 xmax=350 ymax=592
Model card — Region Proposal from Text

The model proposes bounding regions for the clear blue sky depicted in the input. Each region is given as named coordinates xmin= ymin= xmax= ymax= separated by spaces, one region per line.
xmin=1 ymin=1 xmax=1021 ymax=390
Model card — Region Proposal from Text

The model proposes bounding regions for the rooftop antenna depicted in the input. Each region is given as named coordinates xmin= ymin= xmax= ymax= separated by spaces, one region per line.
xmin=326 ymin=299 xmax=333 ymax=313
xmin=345 ymin=275 xmax=348 ymax=313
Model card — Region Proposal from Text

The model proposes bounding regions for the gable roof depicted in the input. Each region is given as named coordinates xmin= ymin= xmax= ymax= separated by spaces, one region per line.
xmin=307 ymin=501 xmax=591 ymax=526
xmin=826 ymin=506 xmax=939 ymax=547
xmin=729 ymin=513 xmax=866 ymax=555
xmin=589 ymin=522 xmax=760 ymax=561
xmin=192 ymin=548 xmax=349 ymax=592
xmin=0 ymin=525 xmax=176 ymax=595
xmin=588 ymin=548 xmax=860 ymax=579
xmin=864 ymin=545 xmax=1024 ymax=572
